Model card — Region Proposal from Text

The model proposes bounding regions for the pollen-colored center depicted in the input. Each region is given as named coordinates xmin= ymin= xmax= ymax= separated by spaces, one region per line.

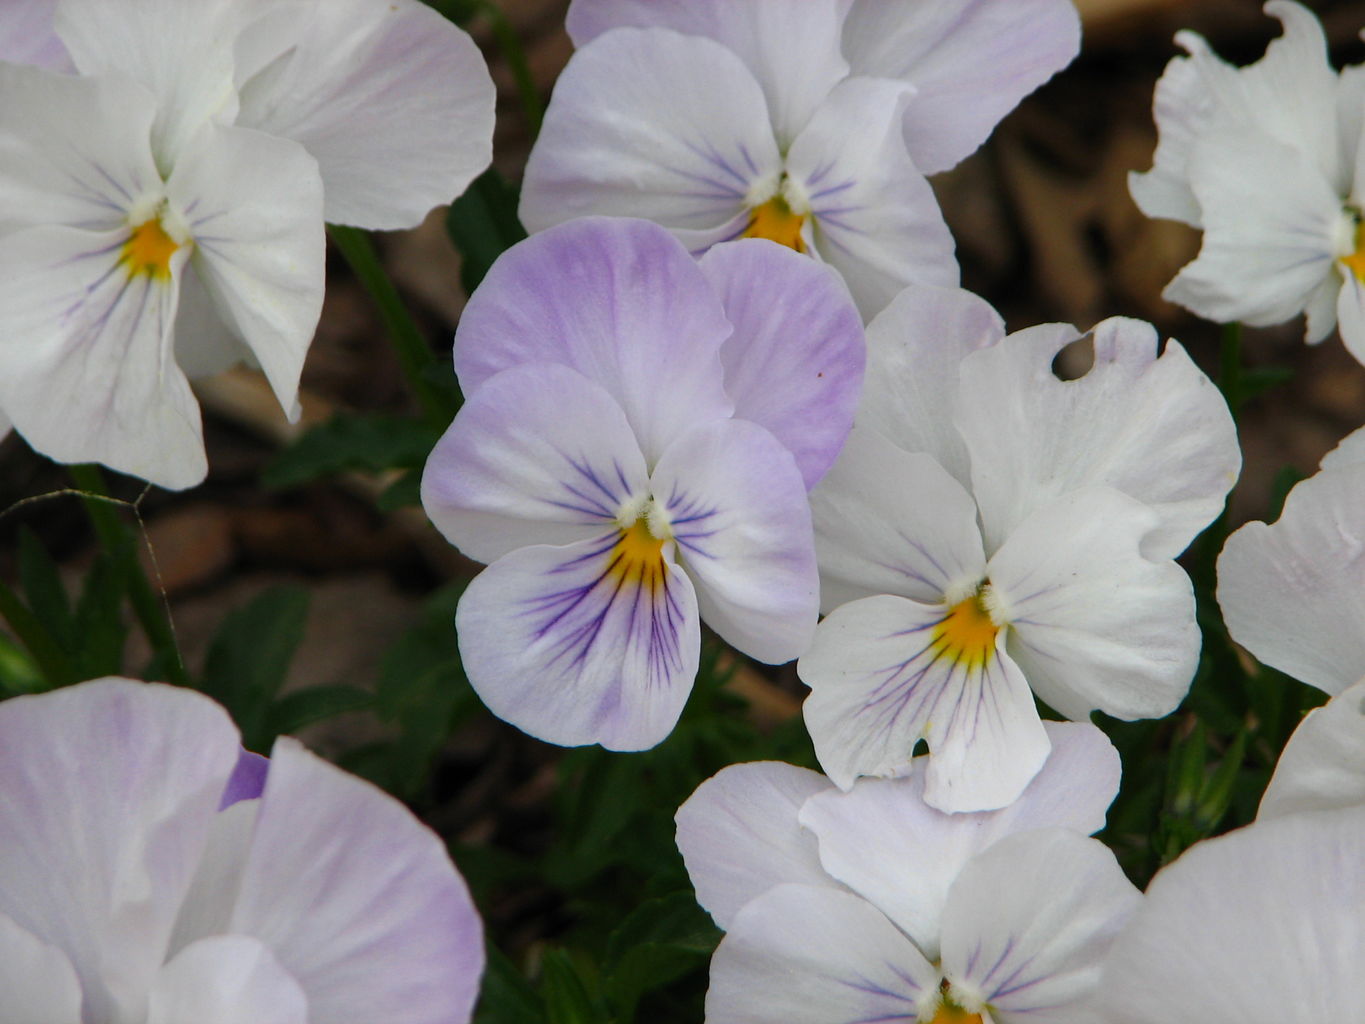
xmin=931 ymin=591 xmax=999 ymax=670
xmin=928 ymin=1003 xmax=983 ymax=1023
xmin=607 ymin=519 xmax=668 ymax=595
xmin=121 ymin=217 xmax=181 ymax=281
xmin=743 ymin=195 xmax=807 ymax=253
xmin=1341 ymin=216 xmax=1365 ymax=283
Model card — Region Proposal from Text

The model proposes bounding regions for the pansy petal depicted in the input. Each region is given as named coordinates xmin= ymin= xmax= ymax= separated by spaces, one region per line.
xmin=957 ymin=316 xmax=1239 ymax=559
xmin=798 ymin=721 xmax=1118 ymax=960
xmin=843 ymin=0 xmax=1080 ymax=174
xmin=941 ymin=830 xmax=1140 ymax=1021
xmin=521 ymin=30 xmax=780 ymax=239
xmin=167 ymin=123 xmax=324 ymax=425
xmin=799 ymin=594 xmax=1051 ymax=810
xmin=147 ymin=935 xmax=307 ymax=1024
xmin=228 ymin=738 xmax=483 ymax=1024
xmin=991 ymin=487 xmax=1199 ymax=722
xmin=812 ymin=427 xmax=987 ymax=612
xmin=1335 ymin=272 xmax=1365 ymax=367
xmin=707 ymin=884 xmax=940 ymax=1024
xmin=1217 ymin=466 xmax=1365 ymax=696
xmin=789 ymin=77 xmax=959 ymax=320
xmin=421 ymin=364 xmax=648 ymax=565
xmin=0 ymin=912 xmax=83 ymax=1024
xmin=1318 ymin=423 xmax=1365 ymax=472
xmin=698 ymin=240 xmax=864 ymax=490
xmin=0 ymin=679 xmax=240 ymax=1024
xmin=859 ymin=283 xmax=1004 ymax=486
xmin=1165 ymin=126 xmax=1341 ymax=331
xmin=674 ymin=761 xmax=838 ymax=929
xmin=1101 ymin=806 xmax=1365 ymax=1024
xmin=0 ymin=0 xmax=69 ymax=70
xmin=454 ymin=218 xmax=735 ymax=463
xmin=0 ymin=225 xmax=205 ymax=489
xmin=566 ymin=0 xmax=849 ymax=147
xmin=652 ymin=418 xmax=817 ymax=663
xmin=457 ymin=536 xmax=701 ymax=750
xmin=235 ymin=0 xmax=494 ymax=229
xmin=167 ymin=800 xmax=258 ymax=957
xmin=1259 ymin=678 xmax=1365 ymax=819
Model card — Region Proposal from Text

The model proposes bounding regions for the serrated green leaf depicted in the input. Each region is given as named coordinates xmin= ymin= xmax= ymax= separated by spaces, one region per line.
xmin=262 ymin=414 xmax=442 ymax=490
xmin=446 ymin=167 xmax=527 ymax=294
xmin=266 ymin=684 xmax=373 ymax=736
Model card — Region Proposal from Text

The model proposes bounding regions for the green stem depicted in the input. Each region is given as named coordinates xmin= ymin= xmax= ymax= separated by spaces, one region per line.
xmin=68 ymin=465 xmax=189 ymax=688
xmin=0 ymin=579 xmax=76 ymax=687
xmin=1218 ymin=321 xmax=1243 ymax=419
xmin=328 ymin=225 xmax=452 ymax=429
xmin=477 ymin=0 xmax=544 ymax=135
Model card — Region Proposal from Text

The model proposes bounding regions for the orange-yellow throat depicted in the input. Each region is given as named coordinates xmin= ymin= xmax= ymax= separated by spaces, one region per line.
xmin=607 ymin=519 xmax=667 ymax=595
xmin=932 ymin=591 xmax=999 ymax=671
xmin=929 ymin=1003 xmax=983 ymax=1024
xmin=1342 ymin=216 xmax=1365 ymax=283
xmin=121 ymin=217 xmax=182 ymax=281
xmin=744 ymin=195 xmax=806 ymax=253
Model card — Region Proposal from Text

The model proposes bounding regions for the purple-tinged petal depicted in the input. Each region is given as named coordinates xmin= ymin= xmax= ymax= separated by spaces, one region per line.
xmin=457 ymin=536 xmax=701 ymax=750
xmin=1259 ymin=677 xmax=1365 ymax=820
xmin=0 ymin=911 xmax=84 ymax=1024
xmin=168 ymin=801 xmax=259 ymax=958
xmin=520 ymin=30 xmax=779 ymax=241
xmin=147 ymin=935 xmax=307 ymax=1024
xmin=843 ymin=0 xmax=1081 ymax=174
xmin=674 ymin=761 xmax=839 ymax=929
xmin=0 ymin=679 xmax=240 ymax=1024
xmin=421 ymin=363 xmax=649 ymax=565
xmin=0 ymin=0 xmax=70 ymax=70
xmin=236 ymin=0 xmax=494 ymax=229
xmin=653 ymin=418 xmax=818 ymax=663
xmin=698 ymin=240 xmax=864 ymax=490
xmin=789 ymin=77 xmax=959 ymax=320
xmin=219 ymin=750 xmax=269 ymax=809
xmin=799 ymin=594 xmax=1051 ymax=810
xmin=454 ymin=218 xmax=736 ymax=464
xmin=229 ymin=738 xmax=483 ymax=1024
xmin=707 ymin=884 xmax=940 ymax=1024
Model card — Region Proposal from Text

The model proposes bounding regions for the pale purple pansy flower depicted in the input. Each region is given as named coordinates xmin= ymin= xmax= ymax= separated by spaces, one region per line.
xmin=0 ymin=0 xmax=494 ymax=488
xmin=675 ymin=723 xmax=1141 ymax=1023
xmin=0 ymin=677 xmax=484 ymax=1024
xmin=421 ymin=217 xmax=864 ymax=751
xmin=800 ymin=284 xmax=1239 ymax=811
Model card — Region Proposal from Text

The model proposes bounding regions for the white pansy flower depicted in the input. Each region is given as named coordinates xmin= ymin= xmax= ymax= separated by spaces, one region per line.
xmin=800 ymin=285 xmax=1239 ymax=810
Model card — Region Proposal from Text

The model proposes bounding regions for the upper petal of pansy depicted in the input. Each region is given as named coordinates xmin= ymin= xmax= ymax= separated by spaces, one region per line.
xmin=956 ymin=316 xmax=1239 ymax=560
xmin=146 ymin=936 xmax=307 ymax=1024
xmin=0 ymin=0 xmax=70 ymax=69
xmin=1259 ymin=678 xmax=1365 ymax=819
xmin=788 ymin=77 xmax=959 ymax=320
xmin=0 ymin=912 xmax=84 ymax=1024
xmin=842 ymin=0 xmax=1080 ymax=175
xmin=706 ymin=884 xmax=941 ymax=1024
xmin=799 ymin=593 xmax=1052 ymax=810
xmin=991 ymin=487 xmax=1199 ymax=722
xmin=1318 ymin=423 xmax=1365 ymax=472
xmin=0 ymin=679 xmax=241 ymax=1024
xmin=234 ymin=0 xmax=494 ymax=229
xmin=797 ymin=721 xmax=1119 ymax=961
xmin=674 ymin=761 xmax=839 ymax=930
xmin=858 ymin=284 xmax=1004 ymax=487
xmin=228 ymin=738 xmax=484 ymax=1024
xmin=54 ymin=0 xmax=252 ymax=170
xmin=456 ymin=535 xmax=701 ymax=750
xmin=940 ymin=830 xmax=1141 ymax=1023
xmin=520 ymin=29 xmax=780 ymax=243
xmin=1165 ymin=125 xmax=1342 ymax=333
xmin=422 ymin=364 xmax=649 ymax=565
xmin=565 ymin=0 xmax=849 ymax=147
xmin=454 ymin=218 xmax=736 ymax=464
xmin=652 ymin=417 xmax=818 ymax=663
xmin=1217 ymin=466 xmax=1365 ymax=696
xmin=1100 ymin=806 xmax=1365 ymax=1024
xmin=166 ymin=123 xmax=324 ymax=427
xmin=697 ymin=240 xmax=864 ymax=491
xmin=810 ymin=426 xmax=987 ymax=613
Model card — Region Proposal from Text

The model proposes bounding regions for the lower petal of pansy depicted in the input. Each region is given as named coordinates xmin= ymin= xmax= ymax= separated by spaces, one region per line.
xmin=457 ymin=534 xmax=701 ymax=750
xmin=991 ymin=487 xmax=1198 ymax=722
xmin=707 ymin=884 xmax=939 ymax=1024
xmin=0 ymin=224 xmax=205 ymax=489
xmin=799 ymin=593 xmax=1051 ymax=811
xmin=146 ymin=935 xmax=306 ymax=1024
xmin=0 ymin=911 xmax=83 ymax=1024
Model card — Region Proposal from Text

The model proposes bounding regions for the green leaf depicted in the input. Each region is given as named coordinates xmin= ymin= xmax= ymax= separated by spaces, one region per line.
xmin=604 ymin=892 xmax=721 ymax=1020
xmin=446 ymin=167 xmax=527 ymax=294
xmin=0 ymin=632 xmax=45 ymax=696
xmin=539 ymin=949 xmax=604 ymax=1024
xmin=17 ymin=528 xmax=74 ymax=650
xmin=1240 ymin=364 xmax=1294 ymax=403
xmin=377 ymin=469 xmax=423 ymax=511
xmin=474 ymin=944 xmax=546 ymax=1024
xmin=262 ymin=414 xmax=442 ymax=490
xmin=265 ymin=684 xmax=373 ymax=736
xmin=71 ymin=553 xmax=128 ymax=679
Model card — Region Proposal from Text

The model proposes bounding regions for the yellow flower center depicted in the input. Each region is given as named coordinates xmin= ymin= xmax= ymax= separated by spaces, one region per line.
xmin=931 ymin=589 xmax=999 ymax=671
xmin=607 ymin=518 xmax=668 ymax=595
xmin=1341 ymin=215 xmax=1365 ymax=283
xmin=121 ymin=216 xmax=182 ymax=281
xmin=743 ymin=195 xmax=806 ymax=253
xmin=928 ymin=1004 xmax=983 ymax=1024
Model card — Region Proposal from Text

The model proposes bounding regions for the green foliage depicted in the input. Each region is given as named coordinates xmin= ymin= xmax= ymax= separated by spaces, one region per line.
xmin=262 ymin=413 xmax=444 ymax=490
xmin=446 ymin=167 xmax=528 ymax=294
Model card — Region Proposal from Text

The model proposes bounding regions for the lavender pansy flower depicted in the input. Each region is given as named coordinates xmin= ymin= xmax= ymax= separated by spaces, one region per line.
xmin=421 ymin=217 xmax=864 ymax=750
xmin=0 ymin=677 xmax=483 ymax=1024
